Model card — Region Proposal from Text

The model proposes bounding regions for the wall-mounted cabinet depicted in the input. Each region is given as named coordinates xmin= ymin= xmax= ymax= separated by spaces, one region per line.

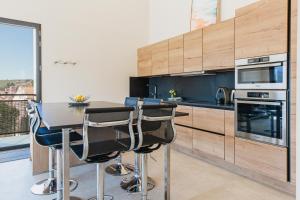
xmin=169 ymin=35 xmax=184 ymax=74
xmin=235 ymin=0 xmax=288 ymax=59
xmin=184 ymin=29 xmax=203 ymax=72
xmin=203 ymin=19 xmax=235 ymax=70
xmin=152 ymin=40 xmax=169 ymax=75
xmin=137 ymin=46 xmax=152 ymax=76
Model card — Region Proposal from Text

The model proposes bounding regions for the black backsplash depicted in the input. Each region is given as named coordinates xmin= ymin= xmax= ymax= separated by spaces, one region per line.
xmin=147 ymin=71 xmax=235 ymax=101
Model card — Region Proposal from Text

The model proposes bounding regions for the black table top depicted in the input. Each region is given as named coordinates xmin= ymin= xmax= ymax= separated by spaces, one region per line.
xmin=38 ymin=101 xmax=188 ymax=130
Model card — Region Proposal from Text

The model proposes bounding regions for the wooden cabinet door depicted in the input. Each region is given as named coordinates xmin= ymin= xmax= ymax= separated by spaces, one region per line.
xmin=184 ymin=29 xmax=203 ymax=72
xmin=193 ymin=107 xmax=225 ymax=134
xmin=137 ymin=46 xmax=152 ymax=76
xmin=235 ymin=0 xmax=288 ymax=59
xmin=152 ymin=40 xmax=169 ymax=75
xmin=203 ymin=19 xmax=234 ymax=70
xmin=169 ymin=35 xmax=184 ymax=74
xmin=225 ymin=136 xmax=235 ymax=163
xmin=174 ymin=125 xmax=193 ymax=152
xmin=224 ymin=111 xmax=235 ymax=163
xmin=235 ymin=138 xmax=287 ymax=181
xmin=193 ymin=129 xmax=224 ymax=159
xmin=175 ymin=105 xmax=193 ymax=127
xmin=225 ymin=110 xmax=235 ymax=137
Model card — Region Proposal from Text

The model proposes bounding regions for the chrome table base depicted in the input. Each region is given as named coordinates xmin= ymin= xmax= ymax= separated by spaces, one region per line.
xmin=105 ymin=163 xmax=133 ymax=176
xmin=120 ymin=176 xmax=155 ymax=193
xmin=31 ymin=178 xmax=78 ymax=195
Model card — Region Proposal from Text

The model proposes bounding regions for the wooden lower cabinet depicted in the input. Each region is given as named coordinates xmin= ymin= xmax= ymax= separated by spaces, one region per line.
xmin=175 ymin=105 xmax=193 ymax=127
xmin=193 ymin=107 xmax=225 ymax=134
xmin=174 ymin=125 xmax=193 ymax=152
xmin=235 ymin=138 xmax=287 ymax=182
xmin=225 ymin=136 xmax=235 ymax=163
xmin=193 ymin=129 xmax=224 ymax=159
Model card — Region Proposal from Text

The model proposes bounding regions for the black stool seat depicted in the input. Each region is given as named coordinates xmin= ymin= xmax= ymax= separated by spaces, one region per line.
xmin=36 ymin=131 xmax=82 ymax=149
xmin=71 ymin=138 xmax=130 ymax=163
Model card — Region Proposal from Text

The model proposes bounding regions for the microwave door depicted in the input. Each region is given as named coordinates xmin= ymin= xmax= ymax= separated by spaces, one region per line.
xmin=235 ymin=100 xmax=287 ymax=146
xmin=235 ymin=62 xmax=287 ymax=90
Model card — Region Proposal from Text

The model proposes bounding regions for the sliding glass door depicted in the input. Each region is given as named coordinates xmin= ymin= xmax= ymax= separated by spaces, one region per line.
xmin=0 ymin=18 xmax=41 ymax=151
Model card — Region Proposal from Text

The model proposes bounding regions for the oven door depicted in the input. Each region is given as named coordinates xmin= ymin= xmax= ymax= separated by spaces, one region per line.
xmin=235 ymin=62 xmax=287 ymax=90
xmin=235 ymin=100 xmax=287 ymax=146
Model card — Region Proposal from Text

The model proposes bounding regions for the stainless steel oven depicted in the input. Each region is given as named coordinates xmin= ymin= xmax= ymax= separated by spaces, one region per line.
xmin=235 ymin=90 xmax=287 ymax=146
xmin=235 ymin=53 xmax=287 ymax=90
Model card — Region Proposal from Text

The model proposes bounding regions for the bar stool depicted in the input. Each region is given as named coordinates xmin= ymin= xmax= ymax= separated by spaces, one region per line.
xmin=70 ymin=106 xmax=135 ymax=200
xmin=105 ymin=97 xmax=139 ymax=176
xmin=120 ymin=98 xmax=161 ymax=192
xmin=27 ymin=100 xmax=82 ymax=195
xmin=136 ymin=103 xmax=177 ymax=200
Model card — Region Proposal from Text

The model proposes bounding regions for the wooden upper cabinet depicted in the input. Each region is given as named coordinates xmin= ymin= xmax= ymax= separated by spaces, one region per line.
xmin=235 ymin=0 xmax=288 ymax=59
xmin=184 ymin=29 xmax=203 ymax=72
xmin=152 ymin=40 xmax=169 ymax=75
xmin=235 ymin=138 xmax=287 ymax=182
xmin=169 ymin=35 xmax=184 ymax=74
xmin=137 ymin=46 xmax=152 ymax=76
xmin=203 ymin=19 xmax=234 ymax=70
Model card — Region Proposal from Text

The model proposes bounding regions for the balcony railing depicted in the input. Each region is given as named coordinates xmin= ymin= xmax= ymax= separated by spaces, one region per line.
xmin=0 ymin=94 xmax=36 ymax=137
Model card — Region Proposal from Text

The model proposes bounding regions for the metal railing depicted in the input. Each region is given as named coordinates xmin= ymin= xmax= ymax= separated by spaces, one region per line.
xmin=0 ymin=94 xmax=36 ymax=137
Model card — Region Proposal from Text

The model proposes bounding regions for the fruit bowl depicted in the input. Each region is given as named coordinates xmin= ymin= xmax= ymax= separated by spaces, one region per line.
xmin=69 ymin=95 xmax=90 ymax=106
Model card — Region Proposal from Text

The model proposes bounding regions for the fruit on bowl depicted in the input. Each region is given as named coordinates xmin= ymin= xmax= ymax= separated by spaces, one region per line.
xmin=70 ymin=95 xmax=89 ymax=103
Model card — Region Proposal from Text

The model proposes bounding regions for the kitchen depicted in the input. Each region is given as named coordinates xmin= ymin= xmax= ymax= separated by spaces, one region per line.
xmin=130 ymin=0 xmax=295 ymax=194
xmin=0 ymin=0 xmax=298 ymax=199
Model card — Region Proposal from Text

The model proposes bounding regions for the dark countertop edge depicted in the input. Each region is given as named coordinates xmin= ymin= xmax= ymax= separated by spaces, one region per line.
xmin=164 ymin=101 xmax=235 ymax=111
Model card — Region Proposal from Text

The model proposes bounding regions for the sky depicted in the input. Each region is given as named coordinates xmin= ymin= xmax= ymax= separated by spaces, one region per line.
xmin=0 ymin=23 xmax=34 ymax=80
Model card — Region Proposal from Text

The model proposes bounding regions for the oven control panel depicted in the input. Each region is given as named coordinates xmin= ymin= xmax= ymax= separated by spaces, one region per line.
xmin=247 ymin=92 xmax=269 ymax=99
xmin=248 ymin=56 xmax=270 ymax=64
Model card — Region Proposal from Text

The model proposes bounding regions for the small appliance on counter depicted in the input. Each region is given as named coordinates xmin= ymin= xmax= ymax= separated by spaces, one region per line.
xmin=215 ymin=87 xmax=230 ymax=105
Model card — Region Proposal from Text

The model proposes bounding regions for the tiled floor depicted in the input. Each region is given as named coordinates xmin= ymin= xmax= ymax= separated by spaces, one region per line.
xmin=0 ymin=149 xmax=295 ymax=200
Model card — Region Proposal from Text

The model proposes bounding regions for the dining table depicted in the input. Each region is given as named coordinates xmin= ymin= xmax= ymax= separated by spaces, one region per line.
xmin=38 ymin=101 xmax=188 ymax=200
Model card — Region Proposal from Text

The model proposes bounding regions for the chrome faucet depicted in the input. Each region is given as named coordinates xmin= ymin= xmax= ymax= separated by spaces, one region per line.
xmin=147 ymin=84 xmax=158 ymax=99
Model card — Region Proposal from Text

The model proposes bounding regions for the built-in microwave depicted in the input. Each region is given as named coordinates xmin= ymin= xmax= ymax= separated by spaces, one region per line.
xmin=235 ymin=53 xmax=287 ymax=90
xmin=235 ymin=90 xmax=287 ymax=146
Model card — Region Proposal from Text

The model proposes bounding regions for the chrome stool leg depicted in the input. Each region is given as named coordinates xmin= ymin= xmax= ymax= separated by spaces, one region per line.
xmin=88 ymin=163 xmax=113 ymax=200
xmin=31 ymin=148 xmax=57 ymax=195
xmin=141 ymin=153 xmax=148 ymax=200
xmin=31 ymin=147 xmax=79 ymax=196
xmin=105 ymin=154 xmax=133 ymax=176
xmin=105 ymin=131 xmax=133 ymax=176
xmin=120 ymin=153 xmax=155 ymax=193
xmin=53 ymin=149 xmax=79 ymax=200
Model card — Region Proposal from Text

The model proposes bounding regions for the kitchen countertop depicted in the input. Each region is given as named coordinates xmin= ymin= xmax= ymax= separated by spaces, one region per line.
xmin=164 ymin=100 xmax=235 ymax=111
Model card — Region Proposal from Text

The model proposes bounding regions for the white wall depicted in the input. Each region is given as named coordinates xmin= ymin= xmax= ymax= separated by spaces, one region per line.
xmin=149 ymin=0 xmax=258 ymax=43
xmin=0 ymin=0 xmax=149 ymax=103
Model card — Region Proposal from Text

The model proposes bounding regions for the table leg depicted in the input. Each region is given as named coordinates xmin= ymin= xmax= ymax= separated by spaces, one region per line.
xmin=57 ymin=149 xmax=63 ymax=200
xmin=164 ymin=145 xmax=170 ymax=200
xmin=62 ymin=128 xmax=71 ymax=200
